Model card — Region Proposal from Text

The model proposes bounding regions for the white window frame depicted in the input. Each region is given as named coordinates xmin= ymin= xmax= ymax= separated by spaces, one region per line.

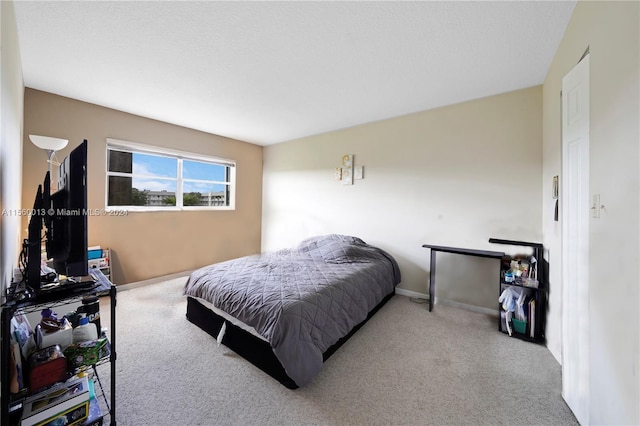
xmin=105 ymin=138 xmax=236 ymax=211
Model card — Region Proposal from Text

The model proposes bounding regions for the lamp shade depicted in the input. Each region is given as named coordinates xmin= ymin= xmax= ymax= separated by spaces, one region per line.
xmin=29 ymin=135 xmax=68 ymax=151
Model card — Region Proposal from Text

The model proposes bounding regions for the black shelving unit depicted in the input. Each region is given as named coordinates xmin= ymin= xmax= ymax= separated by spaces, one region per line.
xmin=489 ymin=238 xmax=545 ymax=344
xmin=1 ymin=275 xmax=116 ymax=425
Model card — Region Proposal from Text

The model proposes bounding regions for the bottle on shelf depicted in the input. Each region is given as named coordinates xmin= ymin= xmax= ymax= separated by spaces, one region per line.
xmin=73 ymin=317 xmax=98 ymax=343
xmin=78 ymin=295 xmax=101 ymax=335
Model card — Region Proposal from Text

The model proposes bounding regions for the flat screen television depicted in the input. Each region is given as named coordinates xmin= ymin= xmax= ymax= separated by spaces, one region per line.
xmin=25 ymin=182 xmax=44 ymax=290
xmin=22 ymin=139 xmax=90 ymax=295
xmin=47 ymin=139 xmax=89 ymax=278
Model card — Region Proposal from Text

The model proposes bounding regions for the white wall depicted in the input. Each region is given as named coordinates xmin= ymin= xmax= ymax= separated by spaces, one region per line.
xmin=263 ymin=86 xmax=542 ymax=310
xmin=542 ymin=1 xmax=640 ymax=423
xmin=0 ymin=0 xmax=24 ymax=294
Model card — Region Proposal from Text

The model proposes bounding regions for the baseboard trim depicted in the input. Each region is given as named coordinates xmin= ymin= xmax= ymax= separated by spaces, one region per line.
xmin=438 ymin=299 xmax=499 ymax=316
xmin=395 ymin=287 xmax=429 ymax=300
xmin=118 ymin=270 xmax=192 ymax=292
xmin=395 ymin=287 xmax=499 ymax=316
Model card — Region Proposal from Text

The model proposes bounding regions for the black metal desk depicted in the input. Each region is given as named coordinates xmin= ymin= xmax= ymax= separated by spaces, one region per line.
xmin=421 ymin=244 xmax=505 ymax=312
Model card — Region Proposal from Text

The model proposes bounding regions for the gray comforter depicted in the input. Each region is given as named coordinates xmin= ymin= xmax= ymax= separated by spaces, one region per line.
xmin=183 ymin=234 xmax=401 ymax=387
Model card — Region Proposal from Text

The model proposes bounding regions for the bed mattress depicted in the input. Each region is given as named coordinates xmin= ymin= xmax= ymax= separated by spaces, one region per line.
xmin=183 ymin=234 xmax=401 ymax=387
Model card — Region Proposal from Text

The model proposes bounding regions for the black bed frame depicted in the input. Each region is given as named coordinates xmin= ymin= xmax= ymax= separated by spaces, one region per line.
xmin=185 ymin=289 xmax=395 ymax=389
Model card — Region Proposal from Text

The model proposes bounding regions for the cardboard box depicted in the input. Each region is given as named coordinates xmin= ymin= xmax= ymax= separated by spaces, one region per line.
xmin=88 ymin=258 xmax=108 ymax=269
xmin=87 ymin=250 xmax=102 ymax=260
xmin=79 ymin=397 xmax=103 ymax=426
xmin=39 ymin=400 xmax=89 ymax=426
xmin=64 ymin=338 xmax=109 ymax=368
xmin=21 ymin=376 xmax=90 ymax=426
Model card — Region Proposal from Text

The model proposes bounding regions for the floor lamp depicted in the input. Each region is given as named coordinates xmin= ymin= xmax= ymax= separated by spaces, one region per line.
xmin=29 ymin=135 xmax=68 ymax=191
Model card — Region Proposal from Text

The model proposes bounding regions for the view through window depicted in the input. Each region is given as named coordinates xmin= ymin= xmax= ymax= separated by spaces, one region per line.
xmin=106 ymin=140 xmax=235 ymax=210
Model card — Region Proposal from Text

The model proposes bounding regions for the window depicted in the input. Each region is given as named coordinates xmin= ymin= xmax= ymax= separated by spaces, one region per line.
xmin=106 ymin=139 xmax=235 ymax=210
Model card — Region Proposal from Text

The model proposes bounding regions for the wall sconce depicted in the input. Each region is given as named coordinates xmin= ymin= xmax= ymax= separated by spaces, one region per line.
xmin=29 ymin=135 xmax=68 ymax=191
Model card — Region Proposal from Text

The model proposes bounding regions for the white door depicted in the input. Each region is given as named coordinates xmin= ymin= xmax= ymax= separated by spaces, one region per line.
xmin=562 ymin=53 xmax=590 ymax=425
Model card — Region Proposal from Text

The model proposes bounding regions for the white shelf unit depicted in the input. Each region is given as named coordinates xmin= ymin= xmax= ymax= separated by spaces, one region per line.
xmin=88 ymin=248 xmax=111 ymax=282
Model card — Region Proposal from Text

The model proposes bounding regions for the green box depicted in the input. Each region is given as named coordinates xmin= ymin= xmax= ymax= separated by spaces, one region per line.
xmin=64 ymin=338 xmax=109 ymax=368
xmin=512 ymin=318 xmax=527 ymax=334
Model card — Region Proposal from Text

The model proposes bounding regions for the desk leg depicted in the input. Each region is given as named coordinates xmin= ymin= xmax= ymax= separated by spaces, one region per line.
xmin=429 ymin=250 xmax=436 ymax=312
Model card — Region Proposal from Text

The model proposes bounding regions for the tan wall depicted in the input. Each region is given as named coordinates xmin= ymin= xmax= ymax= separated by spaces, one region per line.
xmin=263 ymin=86 xmax=543 ymax=311
xmin=542 ymin=1 xmax=640 ymax=423
xmin=22 ymin=89 xmax=263 ymax=284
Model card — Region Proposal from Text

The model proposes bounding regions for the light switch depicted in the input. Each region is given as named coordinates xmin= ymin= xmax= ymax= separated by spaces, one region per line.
xmin=592 ymin=194 xmax=600 ymax=218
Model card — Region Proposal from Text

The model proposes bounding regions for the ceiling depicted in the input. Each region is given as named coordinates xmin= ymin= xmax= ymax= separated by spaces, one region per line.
xmin=13 ymin=1 xmax=576 ymax=146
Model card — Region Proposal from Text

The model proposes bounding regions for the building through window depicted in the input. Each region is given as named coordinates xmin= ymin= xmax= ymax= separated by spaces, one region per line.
xmin=106 ymin=139 xmax=235 ymax=210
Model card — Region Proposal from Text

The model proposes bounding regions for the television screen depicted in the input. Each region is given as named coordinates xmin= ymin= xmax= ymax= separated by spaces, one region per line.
xmin=46 ymin=140 xmax=89 ymax=278
xmin=26 ymin=183 xmax=44 ymax=290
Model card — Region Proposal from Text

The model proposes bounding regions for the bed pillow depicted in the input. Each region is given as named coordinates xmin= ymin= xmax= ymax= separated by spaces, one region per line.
xmin=316 ymin=240 xmax=376 ymax=264
xmin=296 ymin=234 xmax=365 ymax=253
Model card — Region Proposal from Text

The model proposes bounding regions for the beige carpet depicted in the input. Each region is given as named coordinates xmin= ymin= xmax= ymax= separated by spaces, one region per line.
xmin=97 ymin=277 xmax=577 ymax=425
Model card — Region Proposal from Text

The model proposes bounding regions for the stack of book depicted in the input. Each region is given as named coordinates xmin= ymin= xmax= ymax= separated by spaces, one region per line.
xmin=21 ymin=376 xmax=90 ymax=426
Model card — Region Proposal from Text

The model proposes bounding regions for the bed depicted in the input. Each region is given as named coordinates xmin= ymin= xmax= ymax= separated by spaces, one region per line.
xmin=183 ymin=234 xmax=401 ymax=388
